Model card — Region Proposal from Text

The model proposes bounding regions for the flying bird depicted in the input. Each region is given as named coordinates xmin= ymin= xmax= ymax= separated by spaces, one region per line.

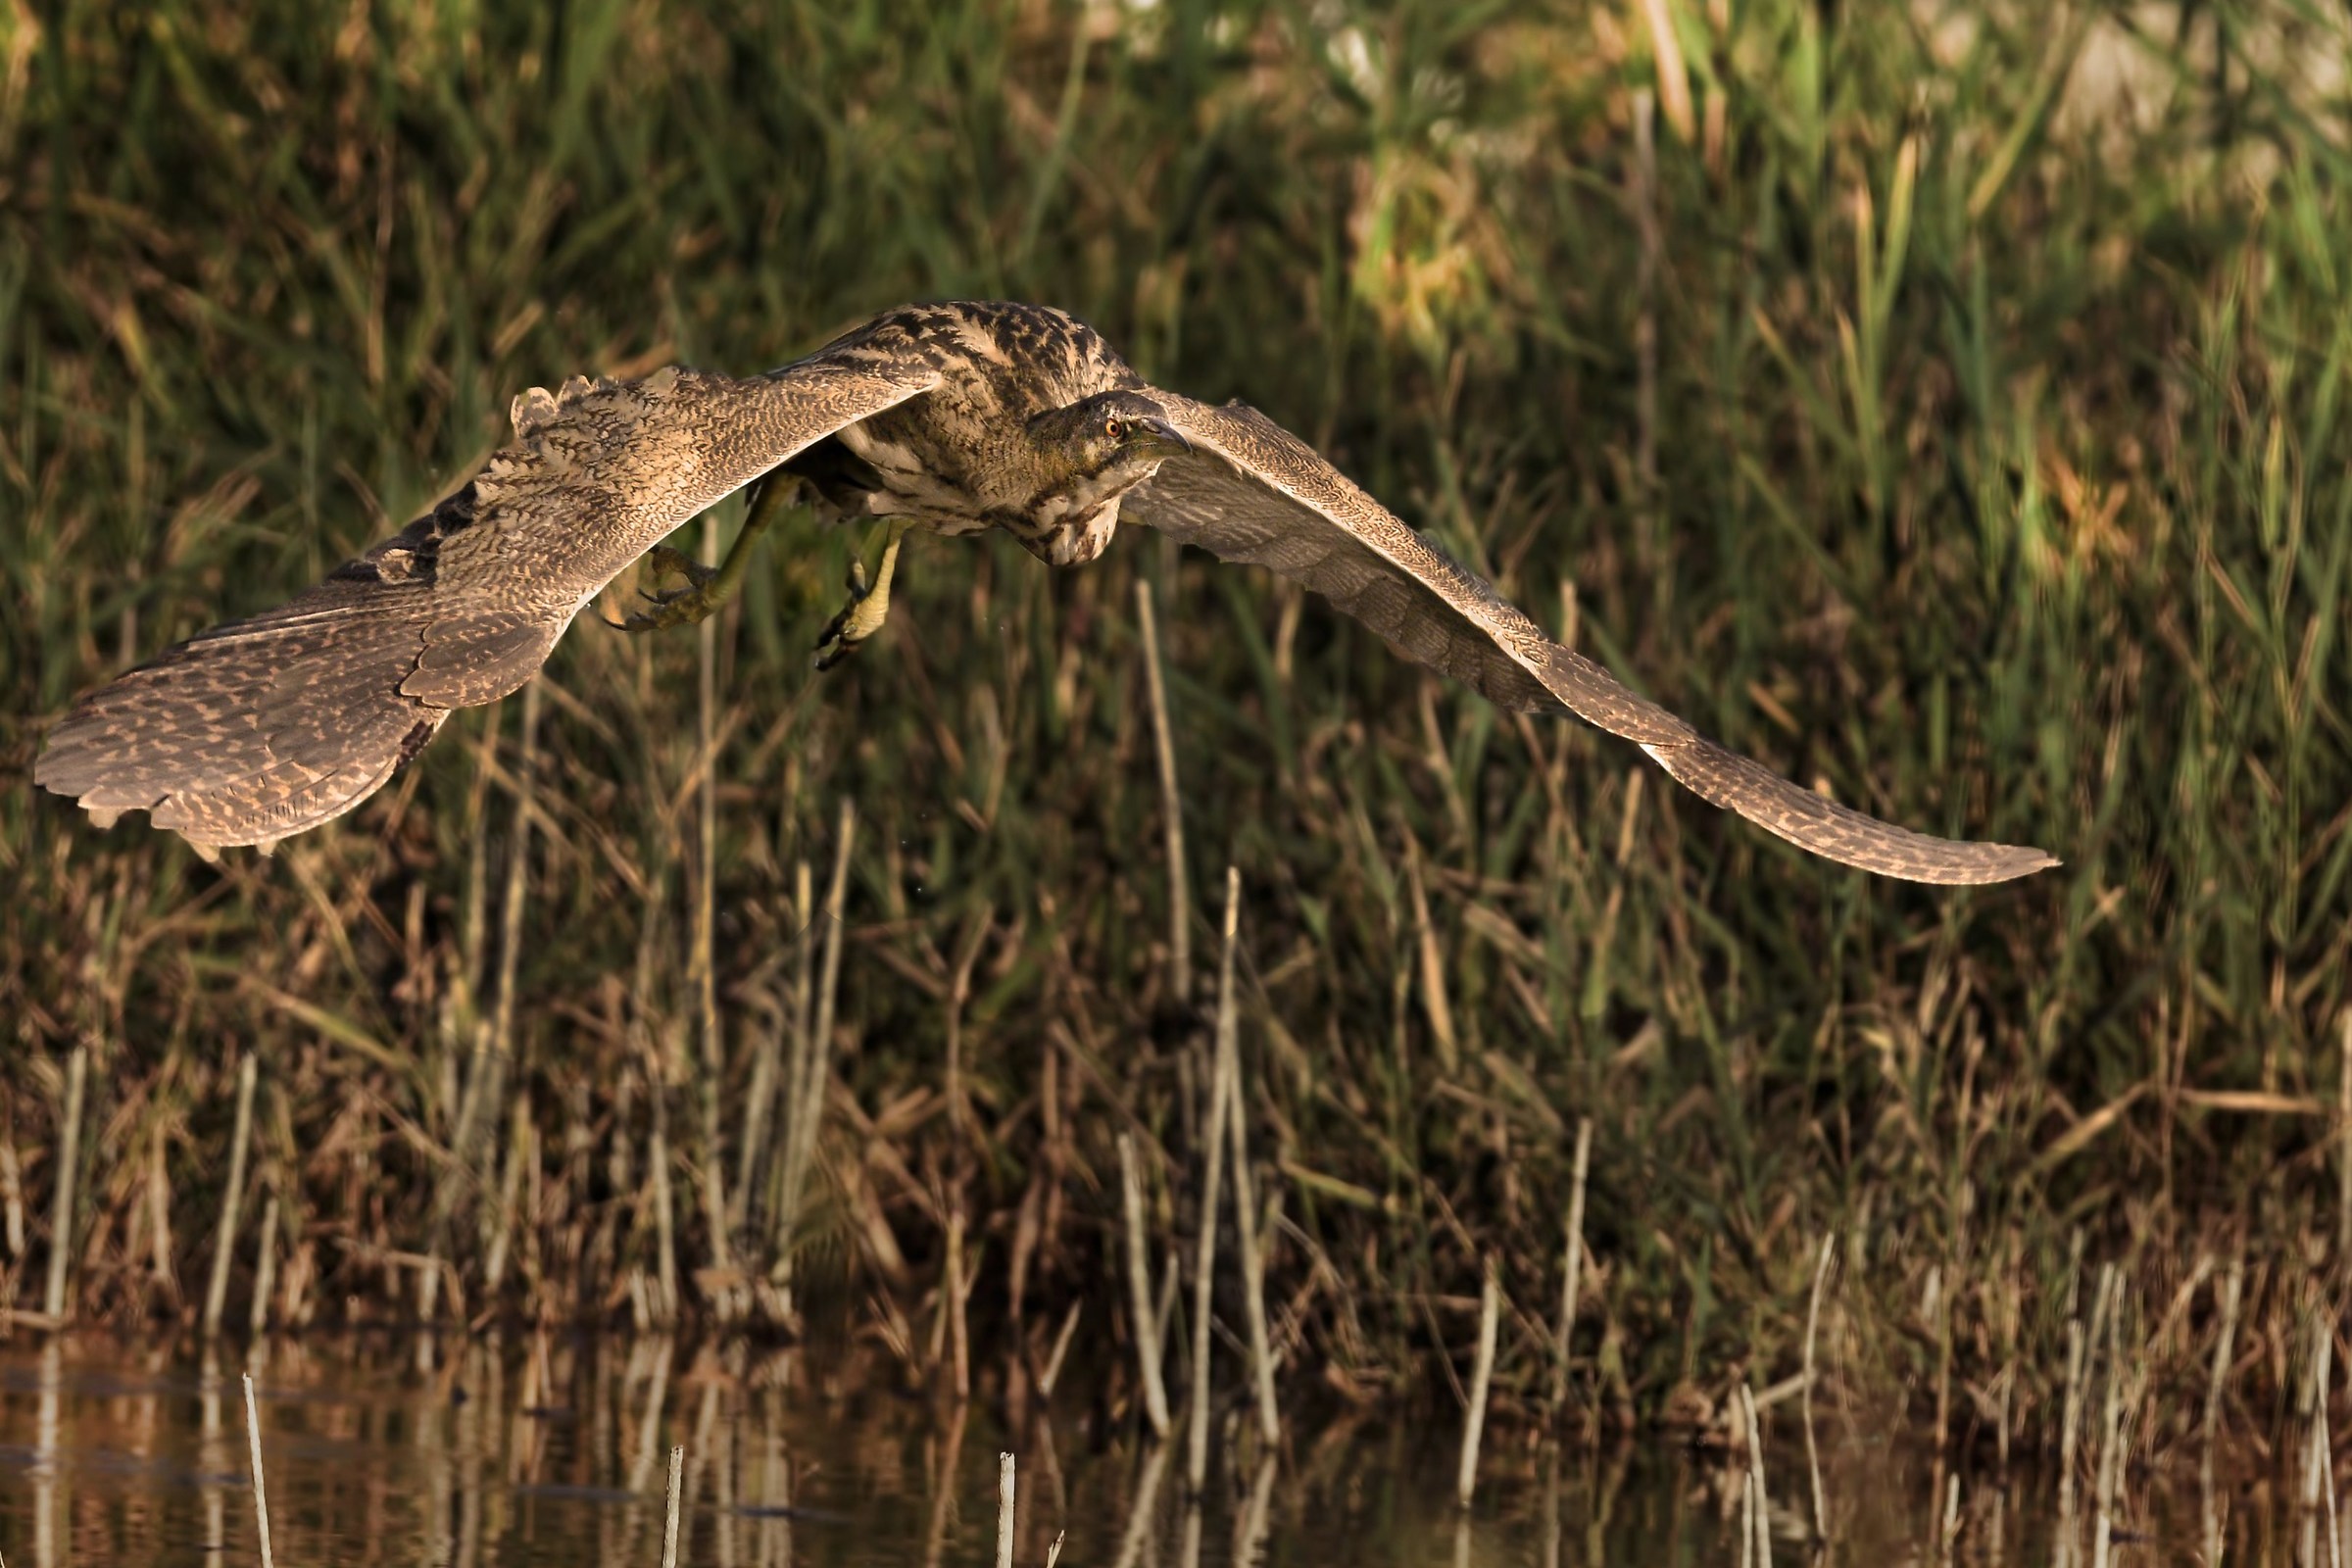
xmin=33 ymin=301 xmax=2055 ymax=883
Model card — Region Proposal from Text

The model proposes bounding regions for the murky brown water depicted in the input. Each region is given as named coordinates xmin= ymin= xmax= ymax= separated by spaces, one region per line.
xmin=0 ymin=1334 xmax=2277 ymax=1566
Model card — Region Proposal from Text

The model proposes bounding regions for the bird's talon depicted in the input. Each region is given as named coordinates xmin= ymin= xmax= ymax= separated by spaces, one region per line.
xmin=614 ymin=548 xmax=727 ymax=633
xmin=643 ymin=543 xmax=715 ymax=587
xmin=811 ymin=612 xmax=863 ymax=671
xmin=811 ymin=571 xmax=900 ymax=670
xmin=810 ymin=532 xmax=902 ymax=669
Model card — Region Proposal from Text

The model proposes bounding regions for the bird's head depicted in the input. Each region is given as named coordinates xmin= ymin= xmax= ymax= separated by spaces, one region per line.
xmin=1026 ymin=390 xmax=1192 ymax=495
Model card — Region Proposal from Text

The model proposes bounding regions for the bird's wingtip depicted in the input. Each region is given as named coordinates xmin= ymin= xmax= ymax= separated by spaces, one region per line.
xmin=1946 ymin=843 xmax=2061 ymax=885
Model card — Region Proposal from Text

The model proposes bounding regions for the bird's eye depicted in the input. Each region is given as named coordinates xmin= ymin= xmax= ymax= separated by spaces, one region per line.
xmin=1104 ymin=416 xmax=1126 ymax=440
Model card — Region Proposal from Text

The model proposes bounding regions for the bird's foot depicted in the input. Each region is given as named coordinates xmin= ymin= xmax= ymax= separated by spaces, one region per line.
xmin=813 ymin=523 xmax=907 ymax=670
xmin=615 ymin=545 xmax=724 ymax=633
xmin=812 ymin=560 xmax=888 ymax=670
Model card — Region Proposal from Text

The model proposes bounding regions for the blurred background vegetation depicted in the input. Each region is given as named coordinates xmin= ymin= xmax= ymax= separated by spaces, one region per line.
xmin=2 ymin=0 xmax=2348 ymax=1452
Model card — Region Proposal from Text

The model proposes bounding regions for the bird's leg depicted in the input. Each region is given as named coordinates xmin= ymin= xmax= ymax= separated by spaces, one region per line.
xmin=813 ymin=518 xmax=911 ymax=670
xmin=613 ymin=471 xmax=796 ymax=633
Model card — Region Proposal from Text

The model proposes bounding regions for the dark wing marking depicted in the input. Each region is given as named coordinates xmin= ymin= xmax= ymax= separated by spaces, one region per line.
xmin=1124 ymin=394 xmax=2056 ymax=886
xmin=35 ymin=353 xmax=942 ymax=857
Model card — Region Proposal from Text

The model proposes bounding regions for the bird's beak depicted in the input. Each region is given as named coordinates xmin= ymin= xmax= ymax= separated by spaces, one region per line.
xmin=1131 ymin=416 xmax=1192 ymax=457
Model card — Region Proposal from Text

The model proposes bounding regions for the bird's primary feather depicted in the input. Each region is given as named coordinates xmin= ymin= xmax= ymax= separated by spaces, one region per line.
xmin=35 ymin=300 xmax=2055 ymax=883
xmin=1124 ymin=395 xmax=2056 ymax=885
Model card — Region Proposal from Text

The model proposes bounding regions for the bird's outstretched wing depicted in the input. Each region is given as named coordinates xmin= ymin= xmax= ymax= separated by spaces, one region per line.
xmin=1124 ymin=394 xmax=2056 ymax=885
xmin=35 ymin=354 xmax=942 ymax=857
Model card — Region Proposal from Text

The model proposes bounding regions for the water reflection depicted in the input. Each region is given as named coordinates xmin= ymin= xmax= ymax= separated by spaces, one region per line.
xmin=0 ymin=1333 xmax=2262 ymax=1566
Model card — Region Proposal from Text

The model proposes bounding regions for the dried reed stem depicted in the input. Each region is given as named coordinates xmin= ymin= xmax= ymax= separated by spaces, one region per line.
xmin=2204 ymin=1258 xmax=2243 ymax=1448
xmin=203 ymin=1051 xmax=259 ymax=1338
xmin=1110 ymin=1434 xmax=1172 ymax=1568
xmin=2303 ymin=1313 xmax=2335 ymax=1568
xmin=733 ymin=991 xmax=780 ymax=1237
xmin=1403 ymin=841 xmax=1459 ymax=1074
xmin=2090 ymin=1331 xmax=2126 ymax=1568
xmin=775 ymin=802 xmax=855 ymax=1292
xmin=693 ymin=518 xmax=732 ymax=1285
xmin=1541 ymin=1447 xmax=1562 ymax=1568
xmin=422 ymin=1054 xmax=482 ymax=1322
xmin=423 ymin=684 xmax=537 ymax=1319
xmin=1040 ymin=1299 xmax=1082 ymax=1398
xmin=477 ymin=677 xmax=538 ymax=1275
xmin=997 ymin=1451 xmax=1016 ymax=1568
xmin=1940 ymin=1474 xmax=1961 ymax=1568
xmin=1632 ymin=87 xmax=1658 ymax=499
xmin=947 ymin=1207 xmax=970 ymax=1400
xmin=1155 ymin=1244 xmax=1181 ymax=1364
xmin=1222 ymin=1081 xmax=1278 ymax=1444
xmin=2059 ymin=1318 xmax=2085 ymax=1529
xmin=1214 ymin=867 xmax=1280 ymax=1446
xmin=2326 ymin=1404 xmax=2343 ymax=1568
xmin=1551 ymin=1117 xmax=1592 ymax=1414
xmin=483 ymin=1093 xmax=529 ymax=1294
xmin=1185 ymin=869 xmax=1242 ymax=1493
xmin=628 ymin=898 xmax=677 ymax=1328
xmin=943 ymin=913 xmax=984 ymax=1147
xmin=1998 ymin=1366 xmax=2012 ymax=1471
xmin=1634 ymin=0 xmax=1693 ymax=140
xmin=489 ymin=674 xmax=539 ymax=1082
xmin=1 ymin=1127 xmax=24 ymax=1260
xmin=2339 ymin=1008 xmax=2351 ymax=1264
xmin=765 ymin=858 xmax=814 ymax=1254
xmin=2064 ymin=1227 xmax=2085 ymax=1320
xmin=1929 ymin=1257 xmax=1952 ymax=1454
xmin=247 ymin=1194 xmax=279 ymax=1338
xmin=662 ymin=1444 xmax=685 ymax=1568
xmin=1741 ymin=1383 xmax=1772 ymax=1568
xmin=241 ymin=1373 xmax=275 ymax=1568
xmin=457 ymin=703 xmax=499 ymax=1024
xmin=1118 ymin=1133 xmax=1172 ymax=1438
xmin=648 ymin=1079 xmax=679 ymax=1326
xmin=2087 ymin=1263 xmax=2119 ymax=1371
xmin=1136 ymin=580 xmax=1189 ymax=1003
xmin=1236 ymin=1451 xmax=1276 ymax=1566
xmin=1802 ymin=1235 xmax=1836 ymax=1543
xmin=42 ymin=1045 xmax=86 ymax=1322
xmin=1455 ymin=1263 xmax=1501 ymax=1507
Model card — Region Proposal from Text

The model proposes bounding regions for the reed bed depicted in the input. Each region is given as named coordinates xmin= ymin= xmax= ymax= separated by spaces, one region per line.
xmin=1 ymin=0 xmax=2350 ymax=1479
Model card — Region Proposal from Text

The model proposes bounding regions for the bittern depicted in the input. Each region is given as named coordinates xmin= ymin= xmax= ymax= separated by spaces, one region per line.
xmin=34 ymin=300 xmax=2055 ymax=884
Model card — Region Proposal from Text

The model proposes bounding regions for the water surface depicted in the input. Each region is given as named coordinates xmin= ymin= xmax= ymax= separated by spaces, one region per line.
xmin=0 ymin=1334 xmax=2250 ymax=1565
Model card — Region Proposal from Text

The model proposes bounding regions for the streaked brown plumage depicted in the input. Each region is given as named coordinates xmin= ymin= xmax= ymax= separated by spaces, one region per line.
xmin=34 ymin=300 xmax=2057 ymax=883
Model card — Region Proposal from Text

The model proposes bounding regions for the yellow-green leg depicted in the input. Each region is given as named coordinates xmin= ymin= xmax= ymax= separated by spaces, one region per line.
xmin=612 ymin=471 xmax=796 ymax=633
xmin=813 ymin=518 xmax=910 ymax=670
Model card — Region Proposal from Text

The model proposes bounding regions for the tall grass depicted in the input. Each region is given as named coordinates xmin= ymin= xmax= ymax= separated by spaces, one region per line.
xmin=1 ymin=0 xmax=2348 ymax=1462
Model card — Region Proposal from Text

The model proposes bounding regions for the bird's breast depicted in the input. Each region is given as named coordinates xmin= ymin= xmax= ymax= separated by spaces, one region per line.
xmin=1014 ymin=499 xmax=1122 ymax=566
